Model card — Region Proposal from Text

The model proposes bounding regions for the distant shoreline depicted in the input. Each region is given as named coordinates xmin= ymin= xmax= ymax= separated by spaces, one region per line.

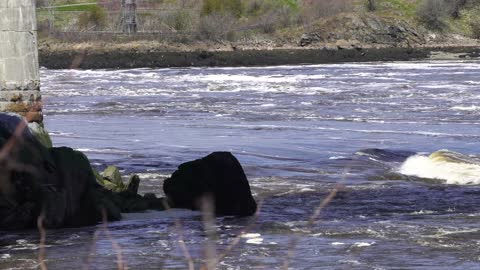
xmin=39 ymin=45 xmax=480 ymax=69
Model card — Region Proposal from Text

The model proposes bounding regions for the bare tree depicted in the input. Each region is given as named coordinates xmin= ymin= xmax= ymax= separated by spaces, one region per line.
xmin=449 ymin=0 xmax=467 ymax=18
xmin=46 ymin=0 xmax=55 ymax=33
xmin=366 ymin=0 xmax=376 ymax=11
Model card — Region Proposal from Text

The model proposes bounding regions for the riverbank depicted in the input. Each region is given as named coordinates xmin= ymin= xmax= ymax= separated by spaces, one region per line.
xmin=38 ymin=43 xmax=480 ymax=69
xmin=37 ymin=1 xmax=480 ymax=70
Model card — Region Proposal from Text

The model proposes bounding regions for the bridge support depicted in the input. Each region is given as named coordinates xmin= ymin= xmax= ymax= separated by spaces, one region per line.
xmin=0 ymin=0 xmax=42 ymax=122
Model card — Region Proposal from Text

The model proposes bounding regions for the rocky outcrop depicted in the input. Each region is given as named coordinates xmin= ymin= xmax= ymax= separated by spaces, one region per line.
xmin=0 ymin=114 xmax=119 ymax=229
xmin=300 ymin=13 xmax=426 ymax=48
xmin=0 ymin=113 xmax=258 ymax=229
xmin=163 ymin=152 xmax=257 ymax=216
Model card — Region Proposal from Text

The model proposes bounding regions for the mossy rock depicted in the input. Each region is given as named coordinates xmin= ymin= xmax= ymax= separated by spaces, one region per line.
xmin=102 ymin=166 xmax=124 ymax=187
xmin=93 ymin=168 xmax=125 ymax=192
xmin=0 ymin=113 xmax=125 ymax=228
xmin=28 ymin=122 xmax=53 ymax=148
xmin=92 ymin=168 xmax=105 ymax=185
xmin=101 ymin=179 xmax=120 ymax=191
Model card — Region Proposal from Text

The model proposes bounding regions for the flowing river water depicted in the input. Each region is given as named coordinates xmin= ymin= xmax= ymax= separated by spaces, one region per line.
xmin=1 ymin=60 xmax=480 ymax=269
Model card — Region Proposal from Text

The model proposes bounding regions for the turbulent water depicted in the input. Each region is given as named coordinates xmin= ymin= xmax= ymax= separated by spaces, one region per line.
xmin=2 ymin=61 xmax=480 ymax=269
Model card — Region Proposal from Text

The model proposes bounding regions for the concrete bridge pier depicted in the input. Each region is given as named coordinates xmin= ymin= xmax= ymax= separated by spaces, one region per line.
xmin=0 ymin=0 xmax=42 ymax=122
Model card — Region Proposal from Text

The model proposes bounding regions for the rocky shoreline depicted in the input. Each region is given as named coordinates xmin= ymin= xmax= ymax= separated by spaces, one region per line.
xmin=39 ymin=45 xmax=480 ymax=69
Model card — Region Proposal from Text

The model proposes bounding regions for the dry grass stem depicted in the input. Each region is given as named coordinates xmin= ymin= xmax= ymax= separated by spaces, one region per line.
xmin=282 ymin=186 xmax=341 ymax=270
xmin=308 ymin=184 xmax=343 ymax=226
xmin=101 ymin=209 xmax=127 ymax=270
xmin=200 ymin=195 xmax=217 ymax=270
xmin=174 ymin=219 xmax=195 ymax=270
xmin=83 ymin=223 xmax=102 ymax=270
xmin=37 ymin=214 xmax=48 ymax=270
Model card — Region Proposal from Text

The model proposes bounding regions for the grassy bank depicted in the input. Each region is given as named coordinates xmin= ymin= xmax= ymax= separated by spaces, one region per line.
xmin=37 ymin=0 xmax=480 ymax=68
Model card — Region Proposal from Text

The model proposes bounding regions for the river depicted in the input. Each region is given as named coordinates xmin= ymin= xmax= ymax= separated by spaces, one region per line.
xmin=1 ymin=60 xmax=480 ymax=269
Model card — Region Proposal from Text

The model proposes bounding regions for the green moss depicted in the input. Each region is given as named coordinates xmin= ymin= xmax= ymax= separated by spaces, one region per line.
xmin=374 ymin=0 xmax=419 ymax=19
xmin=55 ymin=3 xmax=98 ymax=12
xmin=92 ymin=168 xmax=105 ymax=185
xmin=103 ymin=166 xmax=123 ymax=186
xmin=28 ymin=122 xmax=53 ymax=148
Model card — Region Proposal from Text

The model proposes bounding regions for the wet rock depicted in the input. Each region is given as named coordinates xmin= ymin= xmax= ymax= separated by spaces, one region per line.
xmin=48 ymin=147 xmax=102 ymax=227
xmin=0 ymin=113 xmax=121 ymax=229
xmin=0 ymin=114 xmax=55 ymax=229
xmin=0 ymin=113 xmax=257 ymax=229
xmin=127 ymin=174 xmax=140 ymax=194
xmin=163 ymin=152 xmax=257 ymax=216
xmin=107 ymin=174 xmax=149 ymax=213
xmin=144 ymin=193 xmax=157 ymax=200
xmin=111 ymin=191 xmax=149 ymax=213
xmin=143 ymin=193 xmax=167 ymax=210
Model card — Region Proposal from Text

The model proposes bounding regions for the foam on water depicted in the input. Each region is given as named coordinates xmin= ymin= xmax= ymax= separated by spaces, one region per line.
xmin=353 ymin=242 xmax=375 ymax=247
xmin=76 ymin=148 xmax=132 ymax=154
xmin=0 ymin=254 xmax=11 ymax=259
xmin=136 ymin=172 xmax=170 ymax=180
xmin=450 ymin=105 xmax=480 ymax=111
xmin=399 ymin=150 xmax=480 ymax=185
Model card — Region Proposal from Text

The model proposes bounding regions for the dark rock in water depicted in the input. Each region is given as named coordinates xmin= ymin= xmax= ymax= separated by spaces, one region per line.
xmin=127 ymin=174 xmax=140 ymax=194
xmin=87 ymin=188 xmax=122 ymax=222
xmin=0 ymin=114 xmax=56 ymax=229
xmin=110 ymin=191 xmax=149 ymax=213
xmin=0 ymin=113 xmax=257 ymax=229
xmin=143 ymin=193 xmax=167 ymax=211
xmin=0 ymin=113 xmax=121 ymax=229
xmin=163 ymin=152 xmax=257 ymax=216
xmin=48 ymin=147 xmax=113 ymax=227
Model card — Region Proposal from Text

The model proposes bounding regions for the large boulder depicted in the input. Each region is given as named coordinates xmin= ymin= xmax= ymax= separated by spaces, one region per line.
xmin=48 ymin=147 xmax=118 ymax=227
xmin=0 ymin=113 xmax=121 ymax=229
xmin=0 ymin=114 xmax=56 ymax=229
xmin=163 ymin=152 xmax=257 ymax=216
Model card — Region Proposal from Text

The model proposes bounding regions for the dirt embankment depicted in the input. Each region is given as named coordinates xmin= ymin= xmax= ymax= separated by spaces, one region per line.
xmin=38 ymin=45 xmax=480 ymax=70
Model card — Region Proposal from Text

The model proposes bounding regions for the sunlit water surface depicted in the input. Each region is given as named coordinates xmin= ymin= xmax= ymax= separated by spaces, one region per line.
xmin=2 ymin=61 xmax=480 ymax=269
